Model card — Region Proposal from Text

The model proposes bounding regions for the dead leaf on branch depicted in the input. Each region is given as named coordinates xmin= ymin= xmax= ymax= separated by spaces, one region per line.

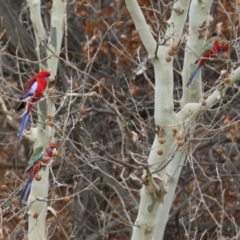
xmin=143 ymin=172 xmax=168 ymax=203
xmin=129 ymin=172 xmax=142 ymax=183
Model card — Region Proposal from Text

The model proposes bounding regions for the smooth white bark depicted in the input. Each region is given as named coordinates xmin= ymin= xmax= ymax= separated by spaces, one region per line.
xmin=26 ymin=0 xmax=65 ymax=239
xmin=166 ymin=0 xmax=191 ymax=44
xmin=177 ymin=66 xmax=240 ymax=121
xmin=124 ymin=0 xmax=156 ymax=59
xmin=26 ymin=1 xmax=49 ymax=239
xmin=47 ymin=0 xmax=66 ymax=75
xmin=126 ymin=0 xmax=230 ymax=239
xmin=127 ymin=1 xmax=190 ymax=240
xmin=27 ymin=0 xmax=47 ymax=70
xmin=154 ymin=149 xmax=186 ymax=239
xmin=181 ymin=0 xmax=214 ymax=106
xmin=154 ymin=1 xmax=213 ymax=238
xmin=27 ymin=110 xmax=54 ymax=240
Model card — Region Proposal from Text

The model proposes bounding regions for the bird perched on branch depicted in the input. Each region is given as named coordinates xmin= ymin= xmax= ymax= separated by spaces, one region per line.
xmin=186 ymin=36 xmax=229 ymax=88
xmin=16 ymin=71 xmax=51 ymax=141
xmin=20 ymin=142 xmax=58 ymax=204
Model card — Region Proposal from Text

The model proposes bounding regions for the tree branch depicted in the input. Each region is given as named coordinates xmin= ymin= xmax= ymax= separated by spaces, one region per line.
xmin=166 ymin=0 xmax=191 ymax=44
xmin=181 ymin=0 xmax=214 ymax=105
xmin=177 ymin=65 xmax=240 ymax=121
xmin=124 ymin=0 xmax=156 ymax=59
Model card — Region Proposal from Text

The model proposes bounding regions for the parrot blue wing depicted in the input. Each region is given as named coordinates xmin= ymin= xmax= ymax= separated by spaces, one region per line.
xmin=20 ymin=81 xmax=38 ymax=100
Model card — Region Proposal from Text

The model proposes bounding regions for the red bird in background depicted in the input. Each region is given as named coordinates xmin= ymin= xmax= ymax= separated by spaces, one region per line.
xmin=20 ymin=142 xmax=58 ymax=204
xmin=186 ymin=37 xmax=229 ymax=88
xmin=16 ymin=71 xmax=51 ymax=141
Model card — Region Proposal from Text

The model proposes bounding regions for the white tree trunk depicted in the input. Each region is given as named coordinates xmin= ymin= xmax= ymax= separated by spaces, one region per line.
xmin=124 ymin=0 xmax=219 ymax=239
xmin=27 ymin=0 xmax=48 ymax=70
xmin=47 ymin=0 xmax=66 ymax=75
xmin=26 ymin=0 xmax=66 ymax=239
xmin=181 ymin=0 xmax=213 ymax=106
xmin=154 ymin=1 xmax=213 ymax=239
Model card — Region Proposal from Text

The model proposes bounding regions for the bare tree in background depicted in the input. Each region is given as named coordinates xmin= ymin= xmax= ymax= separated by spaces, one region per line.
xmin=0 ymin=0 xmax=240 ymax=239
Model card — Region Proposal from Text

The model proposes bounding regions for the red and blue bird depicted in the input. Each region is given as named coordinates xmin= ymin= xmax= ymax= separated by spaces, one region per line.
xmin=20 ymin=142 xmax=58 ymax=204
xmin=16 ymin=71 xmax=51 ymax=141
xmin=186 ymin=36 xmax=229 ymax=88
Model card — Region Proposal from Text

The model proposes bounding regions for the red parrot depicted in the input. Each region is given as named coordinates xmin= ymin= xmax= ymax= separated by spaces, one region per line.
xmin=16 ymin=71 xmax=51 ymax=141
xmin=186 ymin=37 xmax=229 ymax=87
xmin=20 ymin=143 xmax=58 ymax=204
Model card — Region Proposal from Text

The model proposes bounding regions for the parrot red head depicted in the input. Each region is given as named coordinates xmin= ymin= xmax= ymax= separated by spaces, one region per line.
xmin=217 ymin=39 xmax=229 ymax=52
xmin=46 ymin=143 xmax=58 ymax=157
xmin=49 ymin=142 xmax=58 ymax=149
xmin=37 ymin=71 xmax=51 ymax=80
xmin=220 ymin=42 xmax=229 ymax=52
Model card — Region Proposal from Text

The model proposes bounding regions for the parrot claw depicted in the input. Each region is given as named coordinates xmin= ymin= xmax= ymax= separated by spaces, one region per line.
xmin=40 ymin=162 xmax=48 ymax=170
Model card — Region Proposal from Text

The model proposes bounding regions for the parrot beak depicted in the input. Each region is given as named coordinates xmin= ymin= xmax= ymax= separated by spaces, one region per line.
xmin=52 ymin=148 xmax=58 ymax=156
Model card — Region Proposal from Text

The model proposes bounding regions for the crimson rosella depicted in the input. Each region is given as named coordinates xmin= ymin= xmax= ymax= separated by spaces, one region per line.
xmin=16 ymin=71 xmax=51 ymax=141
xmin=186 ymin=36 xmax=229 ymax=87
xmin=20 ymin=142 xmax=58 ymax=204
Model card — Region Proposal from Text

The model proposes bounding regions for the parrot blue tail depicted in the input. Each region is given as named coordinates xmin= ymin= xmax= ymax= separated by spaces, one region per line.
xmin=186 ymin=66 xmax=203 ymax=88
xmin=20 ymin=175 xmax=32 ymax=204
xmin=18 ymin=112 xmax=30 ymax=141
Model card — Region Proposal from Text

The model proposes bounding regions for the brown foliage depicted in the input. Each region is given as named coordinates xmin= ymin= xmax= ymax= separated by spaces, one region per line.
xmin=0 ymin=0 xmax=240 ymax=239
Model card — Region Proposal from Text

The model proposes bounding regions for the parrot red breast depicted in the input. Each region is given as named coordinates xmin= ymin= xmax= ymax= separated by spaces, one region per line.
xmin=20 ymin=142 xmax=58 ymax=204
xmin=186 ymin=37 xmax=229 ymax=87
xmin=16 ymin=71 xmax=51 ymax=141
